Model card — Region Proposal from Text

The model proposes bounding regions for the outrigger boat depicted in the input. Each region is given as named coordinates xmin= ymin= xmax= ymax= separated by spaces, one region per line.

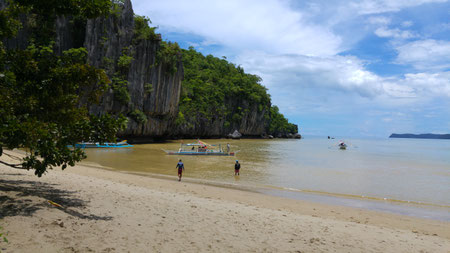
xmin=163 ymin=140 xmax=237 ymax=156
xmin=329 ymin=140 xmax=355 ymax=150
xmin=338 ymin=141 xmax=347 ymax=150
xmin=74 ymin=140 xmax=133 ymax=148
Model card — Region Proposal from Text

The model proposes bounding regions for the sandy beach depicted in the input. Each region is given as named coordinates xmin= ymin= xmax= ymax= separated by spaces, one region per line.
xmin=1 ymin=150 xmax=449 ymax=253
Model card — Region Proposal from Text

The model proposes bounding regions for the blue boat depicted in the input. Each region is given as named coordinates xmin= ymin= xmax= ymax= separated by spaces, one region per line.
xmin=74 ymin=140 xmax=133 ymax=148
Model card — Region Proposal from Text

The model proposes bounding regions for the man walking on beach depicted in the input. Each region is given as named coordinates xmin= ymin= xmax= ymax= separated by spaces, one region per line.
xmin=176 ymin=159 xmax=184 ymax=181
xmin=234 ymin=160 xmax=240 ymax=176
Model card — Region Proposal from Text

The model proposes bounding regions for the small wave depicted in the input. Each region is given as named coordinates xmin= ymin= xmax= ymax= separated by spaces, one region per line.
xmin=277 ymin=187 xmax=450 ymax=208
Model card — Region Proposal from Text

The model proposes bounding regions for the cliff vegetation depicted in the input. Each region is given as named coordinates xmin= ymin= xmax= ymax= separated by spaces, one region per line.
xmin=176 ymin=47 xmax=297 ymax=137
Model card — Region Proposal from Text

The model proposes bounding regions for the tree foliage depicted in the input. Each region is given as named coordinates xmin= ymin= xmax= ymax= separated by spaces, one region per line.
xmin=0 ymin=0 xmax=126 ymax=176
xmin=111 ymin=74 xmax=131 ymax=104
xmin=156 ymin=41 xmax=180 ymax=75
xmin=129 ymin=109 xmax=147 ymax=124
xmin=133 ymin=15 xmax=158 ymax=41
xmin=268 ymin=106 xmax=298 ymax=135
xmin=179 ymin=47 xmax=269 ymax=124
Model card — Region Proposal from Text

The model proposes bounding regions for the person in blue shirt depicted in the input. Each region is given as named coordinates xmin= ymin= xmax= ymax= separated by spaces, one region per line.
xmin=176 ymin=159 xmax=185 ymax=181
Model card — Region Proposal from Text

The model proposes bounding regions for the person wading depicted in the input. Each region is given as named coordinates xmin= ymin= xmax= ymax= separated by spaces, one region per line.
xmin=176 ymin=159 xmax=185 ymax=181
xmin=234 ymin=160 xmax=241 ymax=176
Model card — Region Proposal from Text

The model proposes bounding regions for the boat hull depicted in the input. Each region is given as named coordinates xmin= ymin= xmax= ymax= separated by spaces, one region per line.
xmin=165 ymin=151 xmax=235 ymax=156
xmin=74 ymin=141 xmax=133 ymax=148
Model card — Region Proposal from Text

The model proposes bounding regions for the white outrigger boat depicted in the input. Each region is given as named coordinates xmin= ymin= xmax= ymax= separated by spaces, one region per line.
xmin=163 ymin=140 xmax=237 ymax=156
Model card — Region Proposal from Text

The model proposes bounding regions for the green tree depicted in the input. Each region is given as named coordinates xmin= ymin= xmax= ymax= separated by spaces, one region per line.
xmin=156 ymin=41 xmax=180 ymax=75
xmin=268 ymin=106 xmax=297 ymax=135
xmin=129 ymin=109 xmax=147 ymax=124
xmin=0 ymin=0 xmax=127 ymax=177
xmin=133 ymin=15 xmax=158 ymax=41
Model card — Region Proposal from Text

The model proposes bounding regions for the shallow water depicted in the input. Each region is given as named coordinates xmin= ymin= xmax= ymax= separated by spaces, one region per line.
xmin=83 ymin=136 xmax=450 ymax=220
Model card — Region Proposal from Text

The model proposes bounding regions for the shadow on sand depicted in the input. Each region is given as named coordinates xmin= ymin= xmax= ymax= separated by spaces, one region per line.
xmin=0 ymin=175 xmax=112 ymax=221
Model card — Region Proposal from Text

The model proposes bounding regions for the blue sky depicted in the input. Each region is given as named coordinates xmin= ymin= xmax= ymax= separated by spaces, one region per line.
xmin=132 ymin=0 xmax=450 ymax=137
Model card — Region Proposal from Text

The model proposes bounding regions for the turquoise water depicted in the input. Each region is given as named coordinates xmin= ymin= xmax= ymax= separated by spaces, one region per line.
xmin=83 ymin=136 xmax=450 ymax=220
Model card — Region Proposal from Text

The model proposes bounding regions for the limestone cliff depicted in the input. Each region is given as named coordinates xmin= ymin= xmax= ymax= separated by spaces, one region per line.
xmin=176 ymin=99 xmax=268 ymax=138
xmin=81 ymin=1 xmax=183 ymax=141
xmin=3 ymin=0 xmax=182 ymax=142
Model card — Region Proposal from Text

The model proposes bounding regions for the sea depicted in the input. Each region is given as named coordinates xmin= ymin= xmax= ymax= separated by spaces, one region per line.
xmin=82 ymin=136 xmax=450 ymax=221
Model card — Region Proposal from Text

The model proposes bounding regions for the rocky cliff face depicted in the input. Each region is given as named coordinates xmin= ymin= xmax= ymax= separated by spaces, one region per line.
xmin=3 ymin=0 xmax=183 ymax=141
xmin=83 ymin=1 xmax=183 ymax=141
xmin=176 ymin=99 xmax=268 ymax=138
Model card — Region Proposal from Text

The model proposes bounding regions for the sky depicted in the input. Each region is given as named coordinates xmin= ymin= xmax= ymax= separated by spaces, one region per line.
xmin=132 ymin=0 xmax=450 ymax=138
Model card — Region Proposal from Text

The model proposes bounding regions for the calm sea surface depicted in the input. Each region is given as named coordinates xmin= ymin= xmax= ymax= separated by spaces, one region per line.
xmin=82 ymin=136 xmax=450 ymax=220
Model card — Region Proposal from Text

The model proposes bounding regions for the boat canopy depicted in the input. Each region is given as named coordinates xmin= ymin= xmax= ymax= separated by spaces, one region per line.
xmin=183 ymin=140 xmax=215 ymax=147
xmin=162 ymin=139 xmax=237 ymax=156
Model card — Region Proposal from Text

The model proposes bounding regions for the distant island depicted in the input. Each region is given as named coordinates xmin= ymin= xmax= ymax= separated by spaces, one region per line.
xmin=389 ymin=133 xmax=450 ymax=139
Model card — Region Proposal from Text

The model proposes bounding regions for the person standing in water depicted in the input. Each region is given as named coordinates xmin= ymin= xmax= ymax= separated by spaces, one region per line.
xmin=234 ymin=160 xmax=240 ymax=175
xmin=176 ymin=159 xmax=184 ymax=181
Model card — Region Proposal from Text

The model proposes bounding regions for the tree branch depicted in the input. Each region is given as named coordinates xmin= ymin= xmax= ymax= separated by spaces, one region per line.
xmin=2 ymin=151 xmax=23 ymax=160
xmin=0 ymin=160 xmax=24 ymax=169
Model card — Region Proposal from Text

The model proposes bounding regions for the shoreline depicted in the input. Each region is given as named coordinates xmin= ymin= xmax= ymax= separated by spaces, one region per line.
xmin=75 ymin=163 xmax=450 ymax=237
xmin=123 ymin=135 xmax=301 ymax=144
xmin=1 ymin=150 xmax=449 ymax=252
xmin=82 ymin=160 xmax=450 ymax=222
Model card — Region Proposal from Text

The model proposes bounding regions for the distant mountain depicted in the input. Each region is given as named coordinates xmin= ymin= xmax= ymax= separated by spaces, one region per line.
xmin=389 ymin=133 xmax=450 ymax=139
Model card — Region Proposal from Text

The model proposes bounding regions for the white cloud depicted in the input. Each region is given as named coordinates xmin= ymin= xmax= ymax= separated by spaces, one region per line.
xmin=133 ymin=0 xmax=342 ymax=57
xmin=351 ymin=0 xmax=448 ymax=14
xmin=367 ymin=16 xmax=416 ymax=39
xmin=401 ymin=20 xmax=413 ymax=27
xmin=395 ymin=39 xmax=450 ymax=70
xmin=367 ymin=16 xmax=391 ymax=25
xmin=237 ymin=52 xmax=384 ymax=97
xmin=381 ymin=81 xmax=417 ymax=98
xmin=374 ymin=27 xmax=416 ymax=39
xmin=237 ymin=51 xmax=450 ymax=101
xmin=403 ymin=72 xmax=450 ymax=96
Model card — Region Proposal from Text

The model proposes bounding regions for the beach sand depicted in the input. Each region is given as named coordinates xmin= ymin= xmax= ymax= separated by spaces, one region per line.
xmin=1 ymin=150 xmax=449 ymax=252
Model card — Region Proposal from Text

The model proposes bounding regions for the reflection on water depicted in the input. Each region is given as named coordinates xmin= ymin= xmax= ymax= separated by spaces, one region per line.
xmin=83 ymin=137 xmax=450 ymax=218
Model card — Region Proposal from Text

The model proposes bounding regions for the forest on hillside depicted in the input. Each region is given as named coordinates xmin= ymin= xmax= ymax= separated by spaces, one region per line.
xmin=177 ymin=46 xmax=297 ymax=136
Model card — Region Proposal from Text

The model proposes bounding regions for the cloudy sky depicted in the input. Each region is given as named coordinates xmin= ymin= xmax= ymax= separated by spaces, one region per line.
xmin=132 ymin=0 xmax=450 ymax=138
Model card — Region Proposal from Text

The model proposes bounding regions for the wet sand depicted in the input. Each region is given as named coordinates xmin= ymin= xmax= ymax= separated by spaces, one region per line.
xmin=1 ymin=150 xmax=449 ymax=252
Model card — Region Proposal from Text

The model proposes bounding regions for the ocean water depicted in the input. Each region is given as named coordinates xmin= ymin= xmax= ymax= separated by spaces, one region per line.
xmin=82 ymin=136 xmax=450 ymax=220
